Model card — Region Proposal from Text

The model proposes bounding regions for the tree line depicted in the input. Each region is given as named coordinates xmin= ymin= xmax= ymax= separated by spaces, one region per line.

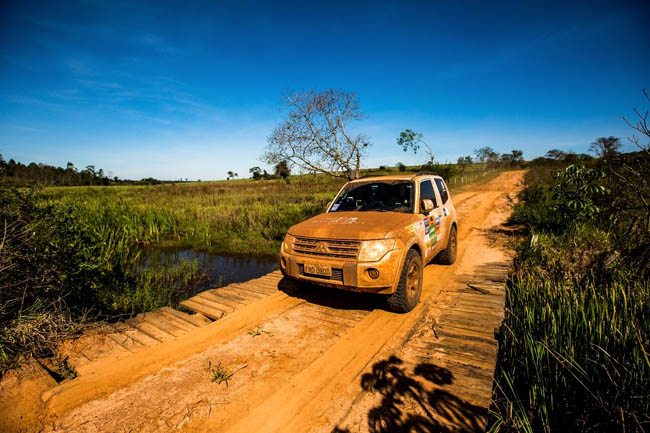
xmin=0 ymin=157 xmax=179 ymax=186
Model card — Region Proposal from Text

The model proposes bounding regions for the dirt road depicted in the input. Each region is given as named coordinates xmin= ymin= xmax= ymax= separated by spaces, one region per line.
xmin=1 ymin=170 xmax=524 ymax=433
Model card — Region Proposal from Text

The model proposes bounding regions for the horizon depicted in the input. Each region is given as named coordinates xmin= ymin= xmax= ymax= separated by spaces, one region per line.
xmin=1 ymin=0 xmax=649 ymax=180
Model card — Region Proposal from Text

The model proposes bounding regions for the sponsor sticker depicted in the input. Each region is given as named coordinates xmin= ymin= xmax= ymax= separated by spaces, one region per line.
xmin=443 ymin=208 xmax=449 ymax=217
xmin=423 ymin=218 xmax=431 ymax=244
xmin=330 ymin=203 xmax=340 ymax=211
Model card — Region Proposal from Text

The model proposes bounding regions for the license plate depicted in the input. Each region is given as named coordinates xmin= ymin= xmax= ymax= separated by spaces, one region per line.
xmin=304 ymin=263 xmax=331 ymax=277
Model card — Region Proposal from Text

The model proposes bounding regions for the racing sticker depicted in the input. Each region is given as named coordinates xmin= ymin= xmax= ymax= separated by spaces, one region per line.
xmin=423 ymin=218 xmax=431 ymax=244
xmin=330 ymin=203 xmax=340 ymax=211
xmin=435 ymin=217 xmax=442 ymax=241
xmin=443 ymin=207 xmax=449 ymax=217
xmin=423 ymin=217 xmax=437 ymax=246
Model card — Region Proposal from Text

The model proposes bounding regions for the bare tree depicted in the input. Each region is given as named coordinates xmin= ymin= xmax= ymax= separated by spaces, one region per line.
xmin=623 ymin=89 xmax=650 ymax=156
xmin=263 ymin=89 xmax=370 ymax=180
xmin=396 ymin=129 xmax=434 ymax=163
xmin=617 ymin=89 xmax=650 ymax=233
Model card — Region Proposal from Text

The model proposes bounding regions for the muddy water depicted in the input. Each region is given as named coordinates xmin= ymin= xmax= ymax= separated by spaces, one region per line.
xmin=136 ymin=247 xmax=278 ymax=291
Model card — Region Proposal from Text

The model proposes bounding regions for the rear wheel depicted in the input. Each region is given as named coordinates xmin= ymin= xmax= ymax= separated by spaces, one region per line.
xmin=437 ymin=225 xmax=457 ymax=265
xmin=386 ymin=249 xmax=422 ymax=313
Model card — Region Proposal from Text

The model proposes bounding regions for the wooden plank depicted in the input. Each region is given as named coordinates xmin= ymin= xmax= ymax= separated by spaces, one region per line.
xmin=156 ymin=310 xmax=199 ymax=332
xmin=141 ymin=312 xmax=185 ymax=337
xmin=105 ymin=333 xmax=138 ymax=353
xmin=444 ymin=310 xmax=503 ymax=326
xmin=210 ymin=289 xmax=250 ymax=304
xmin=437 ymin=315 xmax=494 ymax=333
xmin=159 ymin=306 xmax=210 ymax=327
xmin=451 ymin=302 xmax=505 ymax=315
xmin=435 ymin=328 xmax=498 ymax=346
xmin=189 ymin=293 xmax=236 ymax=313
xmin=179 ymin=299 xmax=225 ymax=320
xmin=215 ymin=286 xmax=263 ymax=301
xmin=233 ymin=282 xmax=277 ymax=295
xmin=222 ymin=284 xmax=268 ymax=298
xmin=248 ymin=279 xmax=281 ymax=289
xmin=413 ymin=348 xmax=495 ymax=372
xmin=111 ymin=324 xmax=158 ymax=347
xmin=195 ymin=292 xmax=241 ymax=311
xmin=128 ymin=321 xmax=166 ymax=342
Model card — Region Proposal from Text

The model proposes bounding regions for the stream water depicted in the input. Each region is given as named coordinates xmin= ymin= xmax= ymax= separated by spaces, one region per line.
xmin=137 ymin=247 xmax=278 ymax=293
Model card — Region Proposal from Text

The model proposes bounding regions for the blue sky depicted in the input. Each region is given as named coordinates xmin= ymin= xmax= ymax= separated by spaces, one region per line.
xmin=1 ymin=0 xmax=648 ymax=180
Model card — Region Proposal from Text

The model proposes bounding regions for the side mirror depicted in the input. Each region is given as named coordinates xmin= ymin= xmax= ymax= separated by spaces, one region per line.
xmin=421 ymin=199 xmax=434 ymax=213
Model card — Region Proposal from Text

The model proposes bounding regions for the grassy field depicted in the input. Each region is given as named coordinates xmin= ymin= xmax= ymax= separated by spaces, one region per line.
xmin=41 ymin=164 xmax=493 ymax=257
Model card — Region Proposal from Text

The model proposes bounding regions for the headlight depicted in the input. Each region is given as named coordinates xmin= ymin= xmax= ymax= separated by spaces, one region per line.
xmin=281 ymin=234 xmax=294 ymax=253
xmin=358 ymin=239 xmax=396 ymax=262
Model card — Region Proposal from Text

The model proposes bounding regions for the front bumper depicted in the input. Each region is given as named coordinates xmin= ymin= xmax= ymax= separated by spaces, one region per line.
xmin=279 ymin=249 xmax=403 ymax=295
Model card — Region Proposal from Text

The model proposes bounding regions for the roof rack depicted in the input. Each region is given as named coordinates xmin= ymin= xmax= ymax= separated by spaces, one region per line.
xmin=415 ymin=171 xmax=439 ymax=176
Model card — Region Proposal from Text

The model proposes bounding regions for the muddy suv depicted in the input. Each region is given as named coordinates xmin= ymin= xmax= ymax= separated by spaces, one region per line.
xmin=280 ymin=172 xmax=458 ymax=312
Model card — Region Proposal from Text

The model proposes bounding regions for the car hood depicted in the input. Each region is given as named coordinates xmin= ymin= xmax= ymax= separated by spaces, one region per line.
xmin=288 ymin=211 xmax=414 ymax=240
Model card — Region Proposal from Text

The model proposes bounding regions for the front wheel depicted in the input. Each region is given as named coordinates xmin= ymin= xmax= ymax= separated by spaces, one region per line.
xmin=386 ymin=249 xmax=422 ymax=313
xmin=437 ymin=225 xmax=457 ymax=265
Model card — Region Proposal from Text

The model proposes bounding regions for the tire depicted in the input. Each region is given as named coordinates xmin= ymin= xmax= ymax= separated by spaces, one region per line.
xmin=386 ymin=249 xmax=423 ymax=313
xmin=437 ymin=225 xmax=457 ymax=265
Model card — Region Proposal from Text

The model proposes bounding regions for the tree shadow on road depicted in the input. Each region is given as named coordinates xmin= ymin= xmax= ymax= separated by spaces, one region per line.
xmin=332 ymin=355 xmax=486 ymax=433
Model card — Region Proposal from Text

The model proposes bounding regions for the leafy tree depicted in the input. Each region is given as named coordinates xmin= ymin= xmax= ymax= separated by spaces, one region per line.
xmin=589 ymin=136 xmax=621 ymax=160
xmin=456 ymin=155 xmax=472 ymax=174
xmin=501 ymin=149 xmax=524 ymax=167
xmin=396 ymin=129 xmax=434 ymax=163
xmin=263 ymin=89 xmax=370 ymax=180
xmin=474 ymin=146 xmax=496 ymax=165
xmin=553 ymin=165 xmax=608 ymax=225
xmin=226 ymin=171 xmax=238 ymax=180
xmin=0 ymin=153 xmax=6 ymax=180
xmin=274 ymin=160 xmax=291 ymax=183
xmin=249 ymin=166 xmax=262 ymax=180
xmin=396 ymin=162 xmax=406 ymax=172
xmin=546 ymin=149 xmax=566 ymax=160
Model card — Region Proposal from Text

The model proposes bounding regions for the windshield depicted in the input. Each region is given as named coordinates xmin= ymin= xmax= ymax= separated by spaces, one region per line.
xmin=329 ymin=180 xmax=414 ymax=213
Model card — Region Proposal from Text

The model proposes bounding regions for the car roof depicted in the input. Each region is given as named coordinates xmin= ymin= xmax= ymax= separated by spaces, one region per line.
xmin=349 ymin=173 xmax=441 ymax=183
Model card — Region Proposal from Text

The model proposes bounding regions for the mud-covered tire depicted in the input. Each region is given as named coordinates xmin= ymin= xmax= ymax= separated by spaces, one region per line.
xmin=386 ymin=249 xmax=422 ymax=313
xmin=437 ymin=225 xmax=457 ymax=265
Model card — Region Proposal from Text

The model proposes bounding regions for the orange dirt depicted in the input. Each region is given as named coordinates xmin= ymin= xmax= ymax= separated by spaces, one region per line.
xmin=0 ymin=170 xmax=524 ymax=433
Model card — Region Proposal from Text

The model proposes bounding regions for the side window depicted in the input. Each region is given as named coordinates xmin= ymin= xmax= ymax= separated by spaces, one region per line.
xmin=419 ymin=180 xmax=438 ymax=208
xmin=435 ymin=178 xmax=449 ymax=205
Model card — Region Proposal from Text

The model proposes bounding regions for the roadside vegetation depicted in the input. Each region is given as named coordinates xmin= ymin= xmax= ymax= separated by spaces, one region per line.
xmin=490 ymin=95 xmax=650 ymax=432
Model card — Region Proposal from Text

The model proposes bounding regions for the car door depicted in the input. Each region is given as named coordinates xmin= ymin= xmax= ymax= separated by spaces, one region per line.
xmin=433 ymin=177 xmax=452 ymax=245
xmin=418 ymin=178 xmax=444 ymax=261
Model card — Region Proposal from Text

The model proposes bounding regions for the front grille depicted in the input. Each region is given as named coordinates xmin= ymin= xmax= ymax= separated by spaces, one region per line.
xmin=293 ymin=237 xmax=360 ymax=259
xmin=298 ymin=264 xmax=344 ymax=282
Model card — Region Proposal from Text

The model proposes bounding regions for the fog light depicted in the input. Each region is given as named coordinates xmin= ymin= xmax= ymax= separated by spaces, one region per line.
xmin=281 ymin=257 xmax=287 ymax=268
xmin=367 ymin=268 xmax=380 ymax=279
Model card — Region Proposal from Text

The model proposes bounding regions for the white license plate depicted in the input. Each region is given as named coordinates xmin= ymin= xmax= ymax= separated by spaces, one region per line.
xmin=304 ymin=263 xmax=331 ymax=277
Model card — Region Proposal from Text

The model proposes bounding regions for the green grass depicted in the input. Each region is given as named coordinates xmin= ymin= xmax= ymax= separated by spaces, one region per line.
xmin=490 ymin=166 xmax=650 ymax=432
xmin=40 ymin=164 xmax=498 ymax=257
